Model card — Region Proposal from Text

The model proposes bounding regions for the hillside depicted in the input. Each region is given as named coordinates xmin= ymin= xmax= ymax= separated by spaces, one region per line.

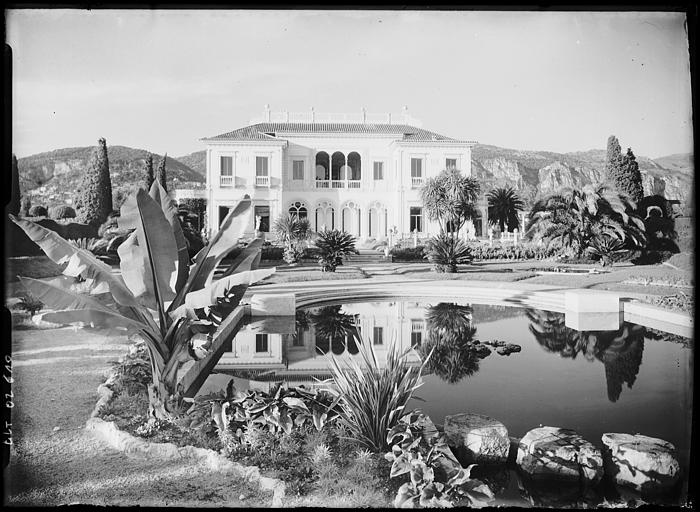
xmin=471 ymin=145 xmax=691 ymax=208
xmin=175 ymin=150 xmax=206 ymax=176
xmin=18 ymin=145 xmax=204 ymax=208
xmin=18 ymin=143 xmax=692 ymax=213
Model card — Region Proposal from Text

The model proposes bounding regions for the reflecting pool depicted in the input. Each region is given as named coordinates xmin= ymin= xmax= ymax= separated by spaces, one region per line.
xmin=201 ymin=299 xmax=692 ymax=505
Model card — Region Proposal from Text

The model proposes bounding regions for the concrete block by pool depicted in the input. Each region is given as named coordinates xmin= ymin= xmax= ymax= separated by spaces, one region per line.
xmin=564 ymin=290 xmax=622 ymax=331
xmin=250 ymin=293 xmax=296 ymax=317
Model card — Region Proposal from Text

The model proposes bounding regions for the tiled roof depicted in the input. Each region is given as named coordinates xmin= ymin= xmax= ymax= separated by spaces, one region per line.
xmin=203 ymin=123 xmax=474 ymax=143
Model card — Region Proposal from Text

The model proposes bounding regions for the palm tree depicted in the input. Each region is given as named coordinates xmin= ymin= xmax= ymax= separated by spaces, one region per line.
xmin=273 ymin=214 xmax=312 ymax=264
xmin=487 ymin=187 xmax=524 ymax=233
xmin=525 ymin=183 xmax=646 ymax=259
xmin=313 ymin=229 xmax=358 ymax=272
xmin=309 ymin=305 xmax=360 ymax=355
xmin=420 ymin=168 xmax=480 ymax=234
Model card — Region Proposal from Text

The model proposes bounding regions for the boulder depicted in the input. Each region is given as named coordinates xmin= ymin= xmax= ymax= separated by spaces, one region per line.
xmin=444 ymin=413 xmax=510 ymax=465
xmin=516 ymin=426 xmax=603 ymax=485
xmin=601 ymin=433 xmax=680 ymax=493
xmin=496 ymin=343 xmax=521 ymax=356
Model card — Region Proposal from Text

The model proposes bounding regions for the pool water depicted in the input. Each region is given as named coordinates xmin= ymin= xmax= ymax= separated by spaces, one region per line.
xmin=206 ymin=299 xmax=692 ymax=505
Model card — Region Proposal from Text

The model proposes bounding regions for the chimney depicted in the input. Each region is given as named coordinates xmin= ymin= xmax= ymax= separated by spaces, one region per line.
xmin=264 ymin=104 xmax=271 ymax=122
xmin=361 ymin=107 xmax=366 ymax=124
xmin=402 ymin=105 xmax=409 ymax=123
xmin=310 ymin=106 xmax=315 ymax=124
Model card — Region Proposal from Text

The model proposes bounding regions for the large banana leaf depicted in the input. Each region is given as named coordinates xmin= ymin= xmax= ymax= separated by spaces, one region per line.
xmin=217 ymin=237 xmax=264 ymax=279
xmin=40 ymin=309 xmax=147 ymax=331
xmin=168 ymin=196 xmax=253 ymax=311
xmin=149 ymin=181 xmax=189 ymax=292
xmin=184 ymin=267 xmax=275 ymax=310
xmin=118 ymin=188 xmax=179 ymax=316
xmin=9 ymin=215 xmax=138 ymax=307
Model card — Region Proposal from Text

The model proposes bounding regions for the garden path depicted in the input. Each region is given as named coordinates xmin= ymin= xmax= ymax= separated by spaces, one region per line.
xmin=6 ymin=326 xmax=269 ymax=506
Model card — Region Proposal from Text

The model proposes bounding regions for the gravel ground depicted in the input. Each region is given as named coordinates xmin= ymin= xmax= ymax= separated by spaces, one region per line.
xmin=6 ymin=326 xmax=271 ymax=507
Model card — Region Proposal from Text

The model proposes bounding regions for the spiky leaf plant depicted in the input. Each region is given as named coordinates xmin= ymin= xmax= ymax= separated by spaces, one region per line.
xmin=424 ymin=233 xmax=472 ymax=273
xmin=325 ymin=331 xmax=431 ymax=452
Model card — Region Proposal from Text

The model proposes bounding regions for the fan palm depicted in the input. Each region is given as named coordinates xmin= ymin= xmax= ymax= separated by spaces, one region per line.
xmin=487 ymin=187 xmax=524 ymax=233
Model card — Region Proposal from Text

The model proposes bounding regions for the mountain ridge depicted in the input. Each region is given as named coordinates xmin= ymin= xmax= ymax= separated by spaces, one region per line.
xmin=17 ymin=143 xmax=692 ymax=211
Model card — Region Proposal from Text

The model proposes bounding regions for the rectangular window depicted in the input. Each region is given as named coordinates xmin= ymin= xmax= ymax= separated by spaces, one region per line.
xmin=410 ymin=158 xmax=423 ymax=178
xmin=410 ymin=207 xmax=423 ymax=233
xmin=220 ymin=156 xmax=233 ymax=187
xmin=254 ymin=205 xmax=270 ymax=233
xmin=292 ymin=160 xmax=304 ymax=180
xmin=373 ymin=161 xmax=384 ymax=180
xmin=373 ymin=326 xmax=384 ymax=345
xmin=256 ymin=156 xmax=269 ymax=176
xmin=255 ymin=333 xmax=269 ymax=353
xmin=220 ymin=156 xmax=233 ymax=175
xmin=446 ymin=158 xmax=457 ymax=169
xmin=410 ymin=331 xmax=422 ymax=347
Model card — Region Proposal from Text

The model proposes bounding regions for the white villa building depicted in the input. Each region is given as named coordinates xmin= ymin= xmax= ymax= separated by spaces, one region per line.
xmin=196 ymin=106 xmax=487 ymax=242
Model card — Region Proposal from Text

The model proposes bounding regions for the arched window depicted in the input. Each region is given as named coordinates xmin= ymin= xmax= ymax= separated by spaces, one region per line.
xmin=315 ymin=201 xmax=335 ymax=231
xmin=289 ymin=201 xmax=308 ymax=220
xmin=347 ymin=152 xmax=361 ymax=180
xmin=315 ymin=152 xmax=329 ymax=180
xmin=331 ymin=152 xmax=345 ymax=181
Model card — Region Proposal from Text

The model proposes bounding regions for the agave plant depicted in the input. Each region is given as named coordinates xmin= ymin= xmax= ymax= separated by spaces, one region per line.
xmin=424 ymin=233 xmax=472 ymax=273
xmin=10 ymin=182 xmax=274 ymax=419
xmin=313 ymin=229 xmax=358 ymax=272
xmin=325 ymin=332 xmax=431 ymax=452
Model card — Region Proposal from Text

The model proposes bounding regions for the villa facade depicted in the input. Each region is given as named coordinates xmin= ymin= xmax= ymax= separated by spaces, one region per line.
xmin=199 ymin=107 xmax=486 ymax=242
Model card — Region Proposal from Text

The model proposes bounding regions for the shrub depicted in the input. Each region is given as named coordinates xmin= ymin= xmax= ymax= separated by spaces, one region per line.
xmin=28 ymin=205 xmax=48 ymax=217
xmin=49 ymin=205 xmax=77 ymax=219
xmin=326 ymin=335 xmax=430 ymax=452
xmin=386 ymin=411 xmax=495 ymax=508
xmin=17 ymin=295 xmax=43 ymax=315
xmin=313 ymin=229 xmax=358 ymax=272
xmin=424 ymin=234 xmax=471 ymax=273
xmin=261 ymin=245 xmax=284 ymax=261
xmin=390 ymin=245 xmax=426 ymax=262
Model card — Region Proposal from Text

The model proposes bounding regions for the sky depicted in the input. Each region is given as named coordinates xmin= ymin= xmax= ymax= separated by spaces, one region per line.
xmin=6 ymin=9 xmax=694 ymax=159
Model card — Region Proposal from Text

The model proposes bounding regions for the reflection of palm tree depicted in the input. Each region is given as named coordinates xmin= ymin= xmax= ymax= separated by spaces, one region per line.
xmin=597 ymin=325 xmax=645 ymax=402
xmin=309 ymin=305 xmax=360 ymax=355
xmin=418 ymin=303 xmax=480 ymax=384
xmin=526 ymin=309 xmax=646 ymax=402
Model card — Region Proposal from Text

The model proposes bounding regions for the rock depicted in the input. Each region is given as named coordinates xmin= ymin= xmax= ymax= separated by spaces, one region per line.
xmin=474 ymin=345 xmax=492 ymax=358
xmin=496 ymin=343 xmax=521 ymax=356
xmin=53 ymin=426 xmax=61 ymax=432
xmin=516 ymin=426 xmax=603 ymax=485
xmin=416 ymin=414 xmax=462 ymax=479
xmin=444 ymin=413 xmax=510 ymax=465
xmin=601 ymin=433 xmax=680 ymax=493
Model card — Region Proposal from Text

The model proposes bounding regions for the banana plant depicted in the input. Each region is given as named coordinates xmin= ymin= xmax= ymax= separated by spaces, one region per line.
xmin=10 ymin=182 xmax=274 ymax=419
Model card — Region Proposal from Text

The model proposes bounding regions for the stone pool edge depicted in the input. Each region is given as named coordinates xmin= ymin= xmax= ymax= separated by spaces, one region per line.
xmin=248 ymin=277 xmax=693 ymax=337
xmin=85 ymin=367 xmax=286 ymax=507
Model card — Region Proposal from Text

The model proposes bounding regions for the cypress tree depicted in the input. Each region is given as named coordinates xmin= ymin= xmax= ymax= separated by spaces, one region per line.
xmin=77 ymin=138 xmax=113 ymax=226
xmin=620 ymin=148 xmax=644 ymax=204
xmin=156 ymin=153 xmax=168 ymax=192
xmin=144 ymin=153 xmax=154 ymax=191
xmin=605 ymin=135 xmax=624 ymax=185
xmin=9 ymin=154 xmax=20 ymax=216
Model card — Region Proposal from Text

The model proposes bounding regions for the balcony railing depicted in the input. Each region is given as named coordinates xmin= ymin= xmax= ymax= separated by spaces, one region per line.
xmin=220 ymin=175 xmax=234 ymax=187
xmin=315 ymin=179 xmax=363 ymax=189
xmin=411 ymin=177 xmax=424 ymax=188
xmin=255 ymin=175 xmax=270 ymax=187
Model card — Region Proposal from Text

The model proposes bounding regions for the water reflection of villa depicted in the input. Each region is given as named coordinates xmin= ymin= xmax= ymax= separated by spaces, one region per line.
xmin=212 ymin=301 xmax=651 ymax=402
